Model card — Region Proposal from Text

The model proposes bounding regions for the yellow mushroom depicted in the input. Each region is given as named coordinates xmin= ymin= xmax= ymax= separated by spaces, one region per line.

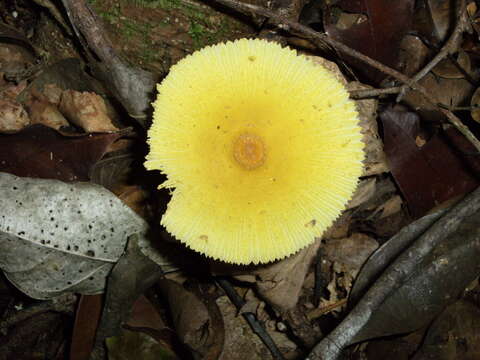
xmin=145 ymin=38 xmax=364 ymax=265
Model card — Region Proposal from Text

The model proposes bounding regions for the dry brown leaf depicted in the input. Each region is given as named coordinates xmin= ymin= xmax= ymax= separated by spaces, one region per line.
xmin=252 ymin=238 xmax=322 ymax=312
xmin=399 ymin=35 xmax=431 ymax=77
xmin=379 ymin=195 xmax=403 ymax=219
xmin=348 ymin=177 xmax=377 ymax=209
xmin=59 ymin=90 xmax=118 ymax=132
xmin=0 ymin=97 xmax=30 ymax=132
xmin=42 ymin=83 xmax=63 ymax=104
xmin=25 ymin=91 xmax=69 ymax=130
xmin=432 ymin=51 xmax=472 ymax=79
xmin=323 ymin=212 xmax=351 ymax=239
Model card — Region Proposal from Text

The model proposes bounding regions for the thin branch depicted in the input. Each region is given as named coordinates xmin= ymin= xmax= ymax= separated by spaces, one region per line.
xmin=216 ymin=277 xmax=285 ymax=360
xmin=349 ymin=86 xmax=402 ymax=99
xmin=213 ymin=0 xmax=480 ymax=153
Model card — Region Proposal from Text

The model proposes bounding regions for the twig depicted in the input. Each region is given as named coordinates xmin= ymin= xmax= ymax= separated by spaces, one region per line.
xmin=396 ymin=0 xmax=469 ymax=102
xmin=216 ymin=277 xmax=285 ymax=360
xmin=306 ymin=186 xmax=480 ymax=360
xmin=212 ymin=0 xmax=480 ymax=153
xmin=349 ymin=86 xmax=402 ymax=99
xmin=307 ymin=299 xmax=347 ymax=321
xmin=0 ymin=293 xmax=76 ymax=335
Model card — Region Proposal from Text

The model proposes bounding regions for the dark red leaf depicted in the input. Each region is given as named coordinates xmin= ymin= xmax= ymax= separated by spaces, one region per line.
xmin=70 ymin=294 xmax=103 ymax=360
xmin=0 ymin=124 xmax=121 ymax=181
xmin=381 ymin=107 xmax=480 ymax=217
xmin=324 ymin=0 xmax=415 ymax=83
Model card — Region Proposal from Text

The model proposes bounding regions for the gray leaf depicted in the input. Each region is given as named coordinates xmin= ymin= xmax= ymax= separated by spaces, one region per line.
xmin=0 ymin=172 xmax=147 ymax=299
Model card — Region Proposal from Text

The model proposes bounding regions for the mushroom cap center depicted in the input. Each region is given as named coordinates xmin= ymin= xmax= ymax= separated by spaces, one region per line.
xmin=233 ymin=133 xmax=266 ymax=170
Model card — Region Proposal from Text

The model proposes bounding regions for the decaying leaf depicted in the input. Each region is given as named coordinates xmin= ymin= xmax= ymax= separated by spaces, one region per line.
xmin=413 ymin=300 xmax=480 ymax=360
xmin=25 ymin=90 xmax=69 ymax=130
xmin=324 ymin=0 xmax=415 ymax=83
xmin=381 ymin=107 xmax=479 ymax=217
xmin=59 ymin=90 xmax=118 ymax=133
xmin=0 ymin=97 xmax=30 ymax=132
xmin=0 ymin=172 xmax=147 ymax=299
xmin=157 ymin=279 xmax=216 ymax=358
xmin=0 ymin=124 xmax=121 ymax=181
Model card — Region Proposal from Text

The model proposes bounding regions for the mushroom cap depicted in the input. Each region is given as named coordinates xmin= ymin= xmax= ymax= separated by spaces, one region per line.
xmin=145 ymin=38 xmax=364 ymax=264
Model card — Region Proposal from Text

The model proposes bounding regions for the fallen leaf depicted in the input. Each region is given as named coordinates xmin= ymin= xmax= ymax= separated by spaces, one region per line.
xmin=324 ymin=0 xmax=415 ymax=83
xmin=59 ymin=90 xmax=118 ymax=133
xmin=0 ymin=96 xmax=30 ymax=132
xmin=0 ymin=172 xmax=147 ymax=299
xmin=347 ymin=178 xmax=376 ymax=209
xmin=413 ymin=300 xmax=480 ymax=360
xmin=70 ymin=295 xmax=103 ymax=360
xmin=0 ymin=124 xmax=121 ymax=181
xmin=381 ymin=107 xmax=479 ymax=217
xmin=157 ymin=279 xmax=218 ymax=357
xmin=25 ymin=90 xmax=69 ymax=130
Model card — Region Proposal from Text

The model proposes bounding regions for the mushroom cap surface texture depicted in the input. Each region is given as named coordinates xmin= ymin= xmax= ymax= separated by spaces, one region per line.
xmin=145 ymin=38 xmax=364 ymax=265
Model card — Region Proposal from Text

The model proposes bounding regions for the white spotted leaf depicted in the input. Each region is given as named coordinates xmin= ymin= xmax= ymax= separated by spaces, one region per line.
xmin=0 ymin=172 xmax=147 ymax=299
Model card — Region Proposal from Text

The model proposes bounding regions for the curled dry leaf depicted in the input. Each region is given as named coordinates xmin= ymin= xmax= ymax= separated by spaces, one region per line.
xmin=0 ymin=97 xmax=30 ymax=132
xmin=0 ymin=172 xmax=147 ymax=299
xmin=25 ymin=91 xmax=69 ymax=130
xmin=59 ymin=90 xmax=118 ymax=133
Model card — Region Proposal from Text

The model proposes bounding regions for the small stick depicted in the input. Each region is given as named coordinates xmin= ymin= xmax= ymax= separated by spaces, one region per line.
xmin=349 ymin=86 xmax=402 ymax=99
xmin=216 ymin=277 xmax=285 ymax=360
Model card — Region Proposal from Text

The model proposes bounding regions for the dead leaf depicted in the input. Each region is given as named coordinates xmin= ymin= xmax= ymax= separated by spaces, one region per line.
xmin=347 ymin=178 xmax=376 ymax=209
xmin=25 ymin=91 xmax=69 ymax=130
xmin=157 ymin=279 xmax=217 ymax=358
xmin=324 ymin=0 xmax=415 ymax=83
xmin=59 ymin=90 xmax=118 ymax=133
xmin=432 ymin=51 xmax=472 ymax=79
xmin=70 ymin=295 xmax=103 ymax=360
xmin=0 ymin=124 xmax=121 ymax=181
xmin=323 ymin=234 xmax=379 ymax=274
xmin=253 ymin=238 xmax=322 ymax=312
xmin=216 ymin=296 xmax=273 ymax=360
xmin=381 ymin=107 xmax=480 ymax=217
xmin=0 ymin=97 xmax=30 ymax=132
xmin=0 ymin=172 xmax=147 ymax=299
xmin=126 ymin=295 xmax=165 ymax=331
xmin=413 ymin=300 xmax=480 ymax=360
